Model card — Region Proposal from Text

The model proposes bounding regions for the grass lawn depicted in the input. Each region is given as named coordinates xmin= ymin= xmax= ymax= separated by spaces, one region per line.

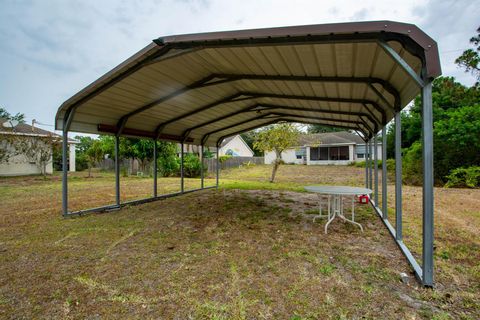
xmin=0 ymin=164 xmax=479 ymax=319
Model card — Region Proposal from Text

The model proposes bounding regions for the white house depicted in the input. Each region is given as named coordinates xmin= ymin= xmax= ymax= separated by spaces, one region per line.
xmin=265 ymin=131 xmax=382 ymax=165
xmin=0 ymin=119 xmax=76 ymax=176
xmin=218 ymin=135 xmax=254 ymax=157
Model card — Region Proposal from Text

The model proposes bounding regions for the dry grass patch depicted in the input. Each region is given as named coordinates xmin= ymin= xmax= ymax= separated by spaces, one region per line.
xmin=0 ymin=165 xmax=479 ymax=319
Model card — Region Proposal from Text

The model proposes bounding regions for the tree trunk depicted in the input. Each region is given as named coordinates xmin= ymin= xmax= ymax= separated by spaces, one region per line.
xmin=270 ymin=150 xmax=282 ymax=183
xmin=88 ymin=165 xmax=92 ymax=178
xmin=270 ymin=160 xmax=279 ymax=183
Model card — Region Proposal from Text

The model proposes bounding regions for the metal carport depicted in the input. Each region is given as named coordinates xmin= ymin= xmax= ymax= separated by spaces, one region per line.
xmin=55 ymin=20 xmax=441 ymax=286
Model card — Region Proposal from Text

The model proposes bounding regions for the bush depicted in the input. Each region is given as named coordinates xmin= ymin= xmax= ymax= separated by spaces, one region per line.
xmin=445 ymin=166 xmax=480 ymax=188
xmin=218 ymin=155 xmax=232 ymax=163
xmin=182 ymin=153 xmax=204 ymax=178
xmin=158 ymin=154 xmax=179 ymax=177
xmin=402 ymin=141 xmax=423 ymax=185
xmin=203 ymin=149 xmax=214 ymax=159
xmin=75 ymin=153 xmax=89 ymax=171
xmin=353 ymin=159 xmax=383 ymax=168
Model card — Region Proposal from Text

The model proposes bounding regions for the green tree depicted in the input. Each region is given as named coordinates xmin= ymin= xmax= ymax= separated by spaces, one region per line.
xmin=0 ymin=107 xmax=26 ymax=124
xmin=455 ymin=26 xmax=480 ymax=83
xmin=386 ymin=77 xmax=480 ymax=158
xmin=253 ymin=123 xmax=300 ymax=183
xmin=307 ymin=124 xmax=344 ymax=133
xmin=240 ymin=131 xmax=262 ymax=156
xmin=386 ymin=77 xmax=480 ymax=184
xmin=156 ymin=141 xmax=179 ymax=177
xmin=85 ymin=140 xmax=105 ymax=177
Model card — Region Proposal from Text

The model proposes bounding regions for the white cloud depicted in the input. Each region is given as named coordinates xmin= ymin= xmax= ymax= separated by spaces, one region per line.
xmin=0 ymin=0 xmax=478 ymax=127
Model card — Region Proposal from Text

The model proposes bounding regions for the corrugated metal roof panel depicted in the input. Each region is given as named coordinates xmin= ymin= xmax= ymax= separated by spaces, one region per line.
xmin=56 ymin=21 xmax=441 ymax=146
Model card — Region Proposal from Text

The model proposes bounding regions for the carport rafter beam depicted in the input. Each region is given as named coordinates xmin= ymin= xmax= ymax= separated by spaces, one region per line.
xmin=282 ymin=116 xmax=365 ymax=134
xmin=211 ymin=74 xmax=400 ymax=108
xmin=214 ymin=116 xmax=369 ymax=146
xmin=116 ymin=74 xmax=397 ymax=135
xmin=378 ymin=41 xmax=425 ymax=88
xmin=362 ymin=103 xmax=383 ymax=126
xmin=154 ymin=92 xmax=244 ymax=136
xmin=368 ymin=84 xmax=395 ymax=113
xmin=359 ymin=116 xmax=374 ymax=136
xmin=157 ymin=31 xmax=431 ymax=77
xmin=215 ymin=117 xmax=368 ymax=142
xmin=215 ymin=119 xmax=286 ymax=145
xmin=167 ymin=85 xmax=389 ymax=138
xmin=269 ymin=112 xmax=365 ymax=127
xmin=115 ymin=74 xmax=220 ymax=135
xmin=204 ymin=111 xmax=368 ymax=145
xmin=182 ymin=102 xmax=378 ymax=140
xmin=259 ymin=105 xmax=377 ymax=135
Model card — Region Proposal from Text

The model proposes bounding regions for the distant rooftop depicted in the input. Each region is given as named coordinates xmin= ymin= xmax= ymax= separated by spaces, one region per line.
xmin=0 ymin=118 xmax=76 ymax=143
xmin=297 ymin=131 xmax=365 ymax=146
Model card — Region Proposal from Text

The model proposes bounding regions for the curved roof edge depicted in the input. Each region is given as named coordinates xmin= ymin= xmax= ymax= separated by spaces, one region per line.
xmin=55 ymin=20 xmax=441 ymax=133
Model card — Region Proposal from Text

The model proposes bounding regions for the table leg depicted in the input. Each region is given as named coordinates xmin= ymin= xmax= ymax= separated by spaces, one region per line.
xmin=325 ymin=194 xmax=338 ymax=234
xmin=337 ymin=195 xmax=364 ymax=232
xmin=313 ymin=194 xmax=328 ymax=223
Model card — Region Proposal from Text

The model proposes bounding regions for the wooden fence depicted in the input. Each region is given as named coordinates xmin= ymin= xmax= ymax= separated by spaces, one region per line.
xmin=99 ymin=156 xmax=264 ymax=175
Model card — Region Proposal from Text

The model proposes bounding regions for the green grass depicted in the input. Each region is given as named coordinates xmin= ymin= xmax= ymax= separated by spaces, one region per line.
xmin=0 ymin=165 xmax=479 ymax=319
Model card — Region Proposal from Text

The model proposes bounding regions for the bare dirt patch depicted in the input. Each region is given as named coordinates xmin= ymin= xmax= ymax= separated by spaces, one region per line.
xmin=0 ymin=165 xmax=479 ymax=319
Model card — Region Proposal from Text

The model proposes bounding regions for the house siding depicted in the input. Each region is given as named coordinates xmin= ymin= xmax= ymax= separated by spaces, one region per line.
xmin=265 ymin=143 xmax=383 ymax=166
xmin=264 ymin=149 xmax=304 ymax=164
xmin=219 ymin=135 xmax=254 ymax=157
xmin=0 ymin=136 xmax=76 ymax=176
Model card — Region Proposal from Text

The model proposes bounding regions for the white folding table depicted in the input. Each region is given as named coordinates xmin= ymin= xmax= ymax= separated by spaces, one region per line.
xmin=304 ymin=185 xmax=373 ymax=234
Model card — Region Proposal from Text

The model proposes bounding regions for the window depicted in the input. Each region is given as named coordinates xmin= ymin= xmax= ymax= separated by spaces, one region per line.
xmin=319 ymin=147 xmax=328 ymax=160
xmin=310 ymin=146 xmax=349 ymax=161
xmin=296 ymin=155 xmax=302 ymax=159
xmin=338 ymin=146 xmax=349 ymax=160
xmin=357 ymin=153 xmax=364 ymax=159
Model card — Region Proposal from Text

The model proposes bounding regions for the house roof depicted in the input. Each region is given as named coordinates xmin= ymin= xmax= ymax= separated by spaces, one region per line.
xmin=54 ymin=21 xmax=441 ymax=146
xmin=220 ymin=134 xmax=255 ymax=155
xmin=0 ymin=118 xmax=77 ymax=143
xmin=298 ymin=131 xmax=366 ymax=146
xmin=220 ymin=136 xmax=235 ymax=147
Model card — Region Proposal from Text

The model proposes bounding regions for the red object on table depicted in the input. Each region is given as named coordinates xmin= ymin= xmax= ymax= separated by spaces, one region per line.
xmin=358 ymin=194 xmax=369 ymax=204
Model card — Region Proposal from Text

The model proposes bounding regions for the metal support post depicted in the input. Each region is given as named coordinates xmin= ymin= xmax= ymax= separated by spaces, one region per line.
xmin=365 ymin=140 xmax=369 ymax=188
xmin=422 ymin=81 xmax=434 ymax=286
xmin=200 ymin=144 xmax=204 ymax=189
xmin=180 ymin=142 xmax=184 ymax=193
xmin=62 ymin=127 xmax=68 ymax=215
xmin=216 ymin=144 xmax=219 ymax=189
xmin=115 ymin=135 xmax=120 ymax=206
xmin=382 ymin=126 xmax=388 ymax=219
xmin=369 ymin=139 xmax=373 ymax=190
xmin=374 ymin=134 xmax=379 ymax=205
xmin=395 ymin=112 xmax=402 ymax=240
xmin=153 ymin=139 xmax=158 ymax=197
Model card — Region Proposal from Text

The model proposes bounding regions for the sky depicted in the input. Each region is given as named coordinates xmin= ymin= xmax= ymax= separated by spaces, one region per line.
xmin=0 ymin=0 xmax=478 ymax=132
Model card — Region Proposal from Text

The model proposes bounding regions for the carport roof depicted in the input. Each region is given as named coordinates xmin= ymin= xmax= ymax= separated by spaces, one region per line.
xmin=55 ymin=20 xmax=441 ymax=146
